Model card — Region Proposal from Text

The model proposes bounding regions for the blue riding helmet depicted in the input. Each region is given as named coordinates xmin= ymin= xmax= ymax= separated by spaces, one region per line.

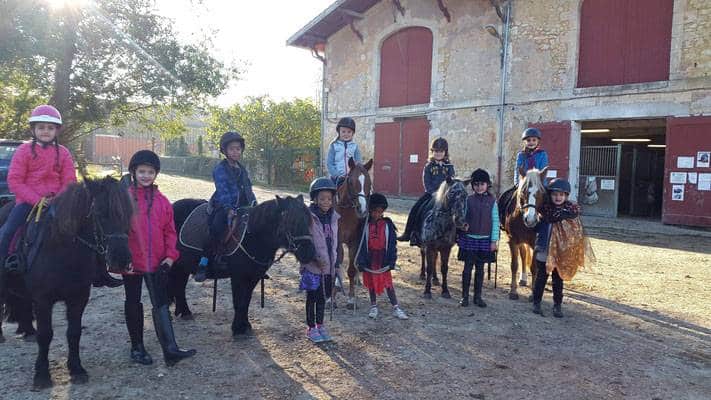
xmin=521 ymin=127 xmax=542 ymax=140
xmin=547 ymin=178 xmax=571 ymax=194
xmin=309 ymin=177 xmax=337 ymax=200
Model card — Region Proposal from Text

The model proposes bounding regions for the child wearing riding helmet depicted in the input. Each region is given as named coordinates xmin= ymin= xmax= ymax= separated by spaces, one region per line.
xmin=194 ymin=131 xmax=257 ymax=282
xmin=457 ymin=169 xmax=499 ymax=308
xmin=398 ymin=137 xmax=455 ymax=244
xmin=514 ymin=127 xmax=549 ymax=186
xmin=326 ymin=117 xmax=362 ymax=186
xmin=531 ymin=178 xmax=591 ymax=318
xmin=122 ymin=150 xmax=196 ymax=366
xmin=300 ymin=177 xmax=340 ymax=343
xmin=356 ymin=193 xmax=408 ymax=320
xmin=0 ymin=105 xmax=76 ymax=267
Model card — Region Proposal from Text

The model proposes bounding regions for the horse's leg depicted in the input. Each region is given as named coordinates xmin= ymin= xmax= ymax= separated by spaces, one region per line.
xmin=431 ymin=250 xmax=440 ymax=287
xmin=173 ymin=269 xmax=192 ymax=319
xmin=419 ymin=247 xmax=426 ymax=281
xmin=508 ymin=240 xmax=520 ymax=300
xmin=346 ymin=244 xmax=358 ymax=310
xmin=518 ymin=245 xmax=528 ymax=287
xmin=66 ymin=294 xmax=89 ymax=383
xmin=423 ymin=247 xmax=434 ymax=299
xmin=440 ymin=247 xmax=451 ymax=298
xmin=33 ymin=299 xmax=54 ymax=389
xmin=232 ymin=277 xmax=258 ymax=337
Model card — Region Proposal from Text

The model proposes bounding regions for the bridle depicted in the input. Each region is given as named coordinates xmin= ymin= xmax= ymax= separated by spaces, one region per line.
xmin=237 ymin=210 xmax=313 ymax=267
xmin=337 ymin=173 xmax=369 ymax=211
xmin=74 ymin=201 xmax=128 ymax=256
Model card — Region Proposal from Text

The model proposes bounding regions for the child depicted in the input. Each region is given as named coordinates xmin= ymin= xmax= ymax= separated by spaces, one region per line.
xmin=356 ymin=193 xmax=408 ymax=320
xmin=122 ymin=150 xmax=196 ymax=365
xmin=195 ymin=131 xmax=257 ymax=282
xmin=300 ymin=177 xmax=340 ymax=343
xmin=457 ymin=169 xmax=499 ymax=307
xmin=0 ymin=105 xmax=76 ymax=267
xmin=514 ymin=127 xmax=549 ymax=186
xmin=531 ymin=178 xmax=593 ymax=318
xmin=326 ymin=117 xmax=362 ymax=186
xmin=398 ymin=137 xmax=455 ymax=244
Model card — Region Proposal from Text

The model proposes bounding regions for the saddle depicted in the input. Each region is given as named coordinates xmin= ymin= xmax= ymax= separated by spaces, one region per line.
xmin=178 ymin=202 xmax=250 ymax=257
xmin=411 ymin=197 xmax=435 ymax=245
xmin=5 ymin=201 xmax=52 ymax=275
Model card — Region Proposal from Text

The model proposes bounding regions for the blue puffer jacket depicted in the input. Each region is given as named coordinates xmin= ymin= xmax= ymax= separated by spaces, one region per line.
xmin=209 ymin=160 xmax=257 ymax=210
xmin=423 ymin=160 xmax=455 ymax=194
xmin=326 ymin=139 xmax=362 ymax=178
xmin=355 ymin=217 xmax=397 ymax=271
xmin=514 ymin=149 xmax=549 ymax=185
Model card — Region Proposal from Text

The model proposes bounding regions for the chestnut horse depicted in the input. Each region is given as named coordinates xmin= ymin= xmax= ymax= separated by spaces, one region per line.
xmin=335 ymin=157 xmax=373 ymax=309
xmin=497 ymin=168 xmax=547 ymax=300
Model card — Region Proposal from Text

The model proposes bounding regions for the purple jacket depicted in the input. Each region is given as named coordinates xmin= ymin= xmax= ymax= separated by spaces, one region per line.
xmin=300 ymin=209 xmax=340 ymax=275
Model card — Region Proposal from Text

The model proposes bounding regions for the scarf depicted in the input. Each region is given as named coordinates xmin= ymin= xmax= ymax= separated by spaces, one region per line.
xmin=541 ymin=201 xmax=580 ymax=223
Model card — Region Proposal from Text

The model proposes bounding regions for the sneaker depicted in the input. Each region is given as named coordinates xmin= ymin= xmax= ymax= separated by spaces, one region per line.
xmin=368 ymin=306 xmax=379 ymax=319
xmin=317 ymin=325 xmax=332 ymax=342
xmin=393 ymin=306 xmax=409 ymax=320
xmin=306 ymin=327 xmax=324 ymax=343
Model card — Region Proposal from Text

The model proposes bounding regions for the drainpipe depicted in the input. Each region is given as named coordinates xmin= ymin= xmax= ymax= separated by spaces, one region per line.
xmin=313 ymin=47 xmax=327 ymax=177
xmin=495 ymin=2 xmax=511 ymax=195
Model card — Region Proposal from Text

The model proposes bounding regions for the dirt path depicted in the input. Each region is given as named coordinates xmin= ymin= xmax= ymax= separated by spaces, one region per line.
xmin=1 ymin=174 xmax=709 ymax=399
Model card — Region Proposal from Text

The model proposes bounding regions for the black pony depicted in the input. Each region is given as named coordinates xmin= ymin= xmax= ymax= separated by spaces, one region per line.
xmin=170 ymin=195 xmax=315 ymax=337
xmin=14 ymin=177 xmax=134 ymax=389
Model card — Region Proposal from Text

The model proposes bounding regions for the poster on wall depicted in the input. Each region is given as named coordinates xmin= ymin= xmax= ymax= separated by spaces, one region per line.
xmin=600 ymin=179 xmax=615 ymax=191
xmin=697 ymin=151 xmax=710 ymax=168
xmin=677 ymin=156 xmax=694 ymax=169
xmin=699 ymin=173 xmax=711 ymax=191
xmin=672 ymin=184 xmax=684 ymax=201
xmin=688 ymin=172 xmax=698 ymax=184
xmin=670 ymin=172 xmax=687 ymax=184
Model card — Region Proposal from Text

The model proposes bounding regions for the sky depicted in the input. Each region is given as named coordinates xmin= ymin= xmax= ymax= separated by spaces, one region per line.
xmin=154 ymin=0 xmax=334 ymax=106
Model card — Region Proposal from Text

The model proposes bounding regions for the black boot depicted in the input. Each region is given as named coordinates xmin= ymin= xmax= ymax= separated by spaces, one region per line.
xmin=125 ymin=302 xmax=152 ymax=365
xmin=532 ymin=302 xmax=543 ymax=316
xmin=152 ymin=305 xmax=196 ymax=366
xmin=473 ymin=265 xmax=487 ymax=308
xmin=553 ymin=303 xmax=563 ymax=318
xmin=460 ymin=265 xmax=471 ymax=307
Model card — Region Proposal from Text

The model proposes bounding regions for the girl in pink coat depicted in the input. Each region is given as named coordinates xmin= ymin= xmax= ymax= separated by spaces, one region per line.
xmin=0 ymin=105 xmax=76 ymax=266
xmin=122 ymin=150 xmax=195 ymax=366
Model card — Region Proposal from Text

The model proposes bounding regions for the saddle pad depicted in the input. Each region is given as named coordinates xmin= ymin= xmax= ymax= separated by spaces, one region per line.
xmin=178 ymin=203 xmax=248 ymax=257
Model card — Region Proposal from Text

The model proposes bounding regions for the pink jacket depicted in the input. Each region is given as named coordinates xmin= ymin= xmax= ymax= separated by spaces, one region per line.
xmin=300 ymin=210 xmax=340 ymax=275
xmin=126 ymin=185 xmax=180 ymax=274
xmin=8 ymin=142 xmax=76 ymax=205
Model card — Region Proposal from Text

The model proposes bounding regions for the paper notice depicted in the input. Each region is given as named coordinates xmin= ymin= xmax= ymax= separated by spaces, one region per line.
xmin=688 ymin=172 xmax=698 ymax=184
xmin=600 ymin=179 xmax=615 ymax=191
xmin=672 ymin=184 xmax=684 ymax=201
xmin=546 ymin=170 xmax=557 ymax=178
xmin=409 ymin=154 xmax=418 ymax=163
xmin=698 ymin=173 xmax=711 ymax=191
xmin=677 ymin=156 xmax=694 ymax=168
xmin=698 ymin=151 xmax=710 ymax=168
xmin=670 ymin=172 xmax=687 ymax=184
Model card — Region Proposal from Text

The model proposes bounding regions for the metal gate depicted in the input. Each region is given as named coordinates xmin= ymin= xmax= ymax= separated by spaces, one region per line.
xmin=578 ymin=145 xmax=621 ymax=217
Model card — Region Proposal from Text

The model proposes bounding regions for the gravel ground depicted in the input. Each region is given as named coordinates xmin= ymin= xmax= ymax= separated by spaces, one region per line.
xmin=0 ymin=173 xmax=709 ymax=400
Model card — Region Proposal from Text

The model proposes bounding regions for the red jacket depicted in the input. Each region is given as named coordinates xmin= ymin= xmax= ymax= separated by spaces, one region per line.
xmin=126 ymin=185 xmax=180 ymax=274
xmin=8 ymin=142 xmax=76 ymax=205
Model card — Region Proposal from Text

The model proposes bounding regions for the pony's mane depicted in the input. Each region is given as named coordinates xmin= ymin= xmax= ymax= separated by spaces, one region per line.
xmin=248 ymin=196 xmax=310 ymax=236
xmin=434 ymin=180 xmax=450 ymax=208
xmin=516 ymin=168 xmax=545 ymax=203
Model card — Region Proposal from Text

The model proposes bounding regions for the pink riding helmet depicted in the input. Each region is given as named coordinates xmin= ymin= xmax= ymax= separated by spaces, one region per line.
xmin=28 ymin=105 xmax=63 ymax=126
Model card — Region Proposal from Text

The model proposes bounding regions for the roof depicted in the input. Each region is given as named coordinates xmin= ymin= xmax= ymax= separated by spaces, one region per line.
xmin=286 ymin=0 xmax=381 ymax=49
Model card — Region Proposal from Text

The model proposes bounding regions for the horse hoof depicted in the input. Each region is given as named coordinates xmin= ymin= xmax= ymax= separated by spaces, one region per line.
xmin=423 ymin=292 xmax=432 ymax=300
xmin=519 ymin=280 xmax=528 ymax=287
xmin=33 ymin=374 xmax=53 ymax=390
xmin=23 ymin=333 xmax=36 ymax=342
xmin=508 ymin=292 xmax=519 ymax=300
xmin=441 ymin=291 xmax=451 ymax=299
xmin=70 ymin=371 xmax=89 ymax=384
xmin=180 ymin=312 xmax=195 ymax=321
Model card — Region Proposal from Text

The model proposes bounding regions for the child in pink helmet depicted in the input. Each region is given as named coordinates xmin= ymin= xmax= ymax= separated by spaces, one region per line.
xmin=0 ymin=105 xmax=76 ymax=267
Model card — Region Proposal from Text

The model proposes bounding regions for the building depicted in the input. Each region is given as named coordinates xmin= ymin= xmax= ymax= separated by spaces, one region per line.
xmin=287 ymin=0 xmax=711 ymax=227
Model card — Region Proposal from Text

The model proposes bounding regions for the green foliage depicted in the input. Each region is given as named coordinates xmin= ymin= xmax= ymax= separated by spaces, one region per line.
xmin=0 ymin=0 xmax=238 ymax=146
xmin=197 ymin=135 xmax=204 ymax=155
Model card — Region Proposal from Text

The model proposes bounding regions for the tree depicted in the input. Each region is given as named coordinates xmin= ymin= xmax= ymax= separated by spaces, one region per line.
xmin=0 ymin=0 xmax=238 ymax=147
xmin=207 ymin=96 xmax=320 ymax=184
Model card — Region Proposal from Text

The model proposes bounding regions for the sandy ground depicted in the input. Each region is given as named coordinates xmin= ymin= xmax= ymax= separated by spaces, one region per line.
xmin=0 ymin=174 xmax=709 ymax=400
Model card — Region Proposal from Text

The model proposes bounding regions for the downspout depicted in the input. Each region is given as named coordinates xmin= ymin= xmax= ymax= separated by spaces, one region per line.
xmin=495 ymin=2 xmax=511 ymax=195
xmin=312 ymin=46 xmax=327 ymax=176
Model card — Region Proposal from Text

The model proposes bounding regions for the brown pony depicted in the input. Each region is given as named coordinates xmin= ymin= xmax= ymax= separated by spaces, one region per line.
xmin=497 ymin=168 xmax=547 ymax=300
xmin=335 ymin=157 xmax=373 ymax=309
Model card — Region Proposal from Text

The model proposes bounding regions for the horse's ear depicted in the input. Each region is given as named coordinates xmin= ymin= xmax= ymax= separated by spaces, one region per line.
xmin=446 ymin=175 xmax=453 ymax=184
xmin=296 ymin=194 xmax=304 ymax=203
xmin=348 ymin=157 xmax=356 ymax=170
xmin=517 ymin=165 xmax=525 ymax=179
xmin=363 ymin=159 xmax=373 ymax=171
xmin=539 ymin=166 xmax=549 ymax=178
xmin=275 ymin=195 xmax=283 ymax=209
xmin=462 ymin=178 xmax=472 ymax=187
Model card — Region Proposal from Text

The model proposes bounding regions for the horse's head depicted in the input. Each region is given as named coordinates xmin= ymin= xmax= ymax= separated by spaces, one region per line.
xmin=517 ymin=167 xmax=547 ymax=228
xmin=435 ymin=176 xmax=470 ymax=229
xmin=339 ymin=157 xmax=373 ymax=217
xmin=62 ymin=176 xmax=134 ymax=271
xmin=274 ymin=195 xmax=316 ymax=264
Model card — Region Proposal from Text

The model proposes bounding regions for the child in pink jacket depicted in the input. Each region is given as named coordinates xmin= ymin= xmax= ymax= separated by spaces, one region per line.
xmin=0 ymin=105 xmax=76 ymax=266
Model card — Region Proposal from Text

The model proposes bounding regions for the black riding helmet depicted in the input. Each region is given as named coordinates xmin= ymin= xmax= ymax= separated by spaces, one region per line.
xmin=336 ymin=117 xmax=356 ymax=133
xmin=309 ymin=177 xmax=337 ymax=201
xmin=547 ymin=178 xmax=571 ymax=194
xmin=470 ymin=168 xmax=491 ymax=185
xmin=521 ymin=127 xmax=542 ymax=140
xmin=220 ymin=131 xmax=246 ymax=155
xmin=368 ymin=192 xmax=388 ymax=211
xmin=128 ymin=150 xmax=160 ymax=173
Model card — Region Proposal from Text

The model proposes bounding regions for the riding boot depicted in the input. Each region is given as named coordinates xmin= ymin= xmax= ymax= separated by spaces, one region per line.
xmin=152 ymin=305 xmax=196 ymax=366
xmin=125 ymin=302 xmax=153 ymax=365
xmin=460 ymin=265 xmax=471 ymax=307
xmin=473 ymin=264 xmax=487 ymax=308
